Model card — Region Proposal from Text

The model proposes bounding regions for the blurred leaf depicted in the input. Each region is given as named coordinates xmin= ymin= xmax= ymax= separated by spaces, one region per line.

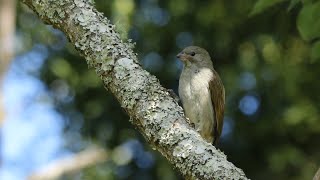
xmin=249 ymin=0 xmax=285 ymax=16
xmin=283 ymin=100 xmax=318 ymax=126
xmin=311 ymin=40 xmax=320 ymax=61
xmin=284 ymin=37 xmax=309 ymax=64
xmin=268 ymin=146 xmax=304 ymax=173
xmin=50 ymin=58 xmax=72 ymax=78
xmin=238 ymin=41 xmax=258 ymax=70
xmin=168 ymin=0 xmax=188 ymax=16
xmin=287 ymin=0 xmax=301 ymax=11
xmin=297 ymin=1 xmax=320 ymax=41
xmin=301 ymin=0 xmax=313 ymax=4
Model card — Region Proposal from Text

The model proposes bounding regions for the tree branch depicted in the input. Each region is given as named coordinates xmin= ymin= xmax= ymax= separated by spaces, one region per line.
xmin=28 ymin=147 xmax=108 ymax=180
xmin=21 ymin=0 xmax=248 ymax=179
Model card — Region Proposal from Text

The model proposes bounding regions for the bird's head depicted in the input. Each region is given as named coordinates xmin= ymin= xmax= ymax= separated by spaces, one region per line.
xmin=176 ymin=46 xmax=213 ymax=68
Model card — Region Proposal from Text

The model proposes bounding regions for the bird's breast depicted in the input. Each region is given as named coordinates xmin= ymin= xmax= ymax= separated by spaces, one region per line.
xmin=179 ymin=67 xmax=213 ymax=100
xmin=179 ymin=67 xmax=214 ymax=126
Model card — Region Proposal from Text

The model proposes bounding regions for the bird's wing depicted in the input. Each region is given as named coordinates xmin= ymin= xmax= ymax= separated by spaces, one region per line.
xmin=209 ymin=70 xmax=225 ymax=145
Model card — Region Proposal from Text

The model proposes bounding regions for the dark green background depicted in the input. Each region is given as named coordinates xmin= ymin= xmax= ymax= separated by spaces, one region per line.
xmin=17 ymin=0 xmax=320 ymax=179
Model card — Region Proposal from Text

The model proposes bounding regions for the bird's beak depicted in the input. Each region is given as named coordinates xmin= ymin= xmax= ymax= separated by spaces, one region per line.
xmin=176 ymin=52 xmax=188 ymax=62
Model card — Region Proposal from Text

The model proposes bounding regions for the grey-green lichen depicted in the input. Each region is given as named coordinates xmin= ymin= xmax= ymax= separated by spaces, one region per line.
xmin=25 ymin=0 xmax=136 ymax=72
xmin=22 ymin=0 xmax=249 ymax=179
xmin=31 ymin=0 xmax=68 ymax=24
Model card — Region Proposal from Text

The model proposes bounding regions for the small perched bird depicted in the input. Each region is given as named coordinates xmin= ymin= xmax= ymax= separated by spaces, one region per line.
xmin=177 ymin=46 xmax=225 ymax=145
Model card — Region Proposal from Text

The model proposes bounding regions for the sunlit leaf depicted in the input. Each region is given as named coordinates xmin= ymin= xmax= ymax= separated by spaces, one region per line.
xmin=249 ymin=0 xmax=285 ymax=16
xmin=297 ymin=1 xmax=320 ymax=41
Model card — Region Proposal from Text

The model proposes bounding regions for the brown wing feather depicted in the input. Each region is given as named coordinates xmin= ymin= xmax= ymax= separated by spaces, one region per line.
xmin=209 ymin=70 xmax=225 ymax=145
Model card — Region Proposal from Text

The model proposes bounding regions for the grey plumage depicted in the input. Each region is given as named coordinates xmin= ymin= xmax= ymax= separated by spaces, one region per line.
xmin=177 ymin=46 xmax=225 ymax=145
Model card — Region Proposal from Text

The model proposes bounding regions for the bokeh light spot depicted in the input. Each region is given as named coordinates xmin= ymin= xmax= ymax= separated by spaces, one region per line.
xmin=176 ymin=32 xmax=193 ymax=48
xmin=239 ymin=95 xmax=260 ymax=116
xmin=142 ymin=52 xmax=164 ymax=72
xmin=239 ymin=72 xmax=256 ymax=90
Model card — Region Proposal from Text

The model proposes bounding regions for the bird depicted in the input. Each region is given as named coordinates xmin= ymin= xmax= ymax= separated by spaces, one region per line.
xmin=177 ymin=46 xmax=225 ymax=145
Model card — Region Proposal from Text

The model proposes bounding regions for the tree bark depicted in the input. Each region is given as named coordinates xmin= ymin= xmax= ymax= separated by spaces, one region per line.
xmin=21 ymin=0 xmax=248 ymax=179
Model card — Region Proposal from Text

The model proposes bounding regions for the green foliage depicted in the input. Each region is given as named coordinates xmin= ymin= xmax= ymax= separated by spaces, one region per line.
xmin=249 ymin=0 xmax=285 ymax=16
xmin=297 ymin=1 xmax=320 ymax=41
xmin=250 ymin=0 xmax=320 ymax=44
xmin=287 ymin=0 xmax=300 ymax=11
xmin=311 ymin=41 xmax=320 ymax=61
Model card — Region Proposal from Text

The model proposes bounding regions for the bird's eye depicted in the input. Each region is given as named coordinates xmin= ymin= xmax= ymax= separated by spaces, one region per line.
xmin=190 ymin=52 xmax=196 ymax=56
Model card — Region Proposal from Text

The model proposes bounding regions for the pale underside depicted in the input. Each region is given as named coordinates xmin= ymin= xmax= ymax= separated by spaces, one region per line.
xmin=179 ymin=65 xmax=215 ymax=143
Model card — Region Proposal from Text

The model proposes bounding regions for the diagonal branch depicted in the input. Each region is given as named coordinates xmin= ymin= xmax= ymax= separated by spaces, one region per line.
xmin=28 ymin=147 xmax=108 ymax=180
xmin=21 ymin=0 xmax=248 ymax=179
